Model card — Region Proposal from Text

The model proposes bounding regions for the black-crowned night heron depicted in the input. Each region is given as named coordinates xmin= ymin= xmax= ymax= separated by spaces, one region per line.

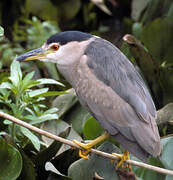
xmin=16 ymin=31 xmax=161 ymax=169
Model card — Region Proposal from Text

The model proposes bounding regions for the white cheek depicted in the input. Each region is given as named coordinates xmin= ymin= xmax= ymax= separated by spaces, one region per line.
xmin=39 ymin=59 xmax=50 ymax=62
xmin=50 ymin=45 xmax=81 ymax=65
xmin=45 ymin=52 xmax=59 ymax=63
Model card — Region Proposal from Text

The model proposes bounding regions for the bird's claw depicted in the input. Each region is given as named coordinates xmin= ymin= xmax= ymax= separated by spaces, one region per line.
xmin=112 ymin=151 xmax=132 ymax=171
xmin=72 ymin=139 xmax=92 ymax=159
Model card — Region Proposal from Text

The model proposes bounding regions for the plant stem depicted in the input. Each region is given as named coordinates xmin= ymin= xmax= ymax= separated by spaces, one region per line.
xmin=11 ymin=122 xmax=15 ymax=138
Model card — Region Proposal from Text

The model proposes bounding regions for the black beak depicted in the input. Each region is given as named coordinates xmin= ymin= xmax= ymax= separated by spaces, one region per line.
xmin=16 ymin=48 xmax=46 ymax=62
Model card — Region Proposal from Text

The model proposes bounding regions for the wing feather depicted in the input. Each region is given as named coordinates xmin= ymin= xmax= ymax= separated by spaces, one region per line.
xmin=74 ymin=38 xmax=161 ymax=159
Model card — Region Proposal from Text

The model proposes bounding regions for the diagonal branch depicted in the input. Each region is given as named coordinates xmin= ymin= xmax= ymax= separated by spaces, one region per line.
xmin=0 ymin=111 xmax=173 ymax=176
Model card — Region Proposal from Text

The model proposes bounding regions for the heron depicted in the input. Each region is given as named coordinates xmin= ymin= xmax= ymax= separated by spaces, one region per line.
xmin=16 ymin=31 xmax=161 ymax=169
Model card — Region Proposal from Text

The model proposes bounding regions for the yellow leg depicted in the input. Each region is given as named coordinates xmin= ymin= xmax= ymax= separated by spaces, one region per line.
xmin=73 ymin=132 xmax=109 ymax=159
xmin=112 ymin=150 xmax=132 ymax=171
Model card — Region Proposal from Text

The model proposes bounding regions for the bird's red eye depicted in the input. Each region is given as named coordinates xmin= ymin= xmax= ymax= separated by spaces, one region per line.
xmin=51 ymin=44 xmax=59 ymax=51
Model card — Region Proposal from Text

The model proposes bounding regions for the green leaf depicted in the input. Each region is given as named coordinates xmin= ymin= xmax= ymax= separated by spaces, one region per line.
xmin=35 ymin=126 xmax=70 ymax=166
xmin=68 ymin=142 xmax=120 ymax=180
xmin=0 ymin=26 xmax=4 ymax=36
xmin=83 ymin=117 xmax=104 ymax=140
xmin=18 ymin=150 xmax=36 ymax=180
xmin=20 ymin=127 xmax=40 ymax=151
xmin=57 ymin=128 xmax=82 ymax=156
xmin=9 ymin=61 xmax=22 ymax=87
xmin=41 ymin=119 xmax=71 ymax=146
xmin=3 ymin=120 xmax=12 ymax=125
xmin=141 ymin=17 xmax=173 ymax=63
xmin=44 ymin=107 xmax=58 ymax=114
xmin=131 ymin=0 xmax=149 ymax=21
xmin=34 ymin=91 xmax=68 ymax=97
xmin=23 ymin=71 xmax=35 ymax=83
xmin=0 ymin=82 xmax=14 ymax=90
xmin=160 ymin=136 xmax=173 ymax=170
xmin=165 ymin=175 xmax=173 ymax=180
xmin=0 ymin=137 xmax=22 ymax=180
xmin=41 ymin=119 xmax=82 ymax=155
xmin=37 ymin=78 xmax=64 ymax=86
xmin=123 ymin=34 xmax=162 ymax=107
xmin=44 ymin=62 xmax=60 ymax=80
xmin=28 ymin=88 xmax=49 ymax=97
xmin=141 ymin=157 xmax=165 ymax=180
xmin=45 ymin=162 xmax=71 ymax=179
xmin=67 ymin=103 xmax=91 ymax=135
xmin=30 ymin=114 xmax=58 ymax=124
xmin=52 ymin=88 xmax=78 ymax=118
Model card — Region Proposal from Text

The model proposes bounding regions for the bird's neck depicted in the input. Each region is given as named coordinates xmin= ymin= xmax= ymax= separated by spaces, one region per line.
xmin=56 ymin=62 xmax=79 ymax=86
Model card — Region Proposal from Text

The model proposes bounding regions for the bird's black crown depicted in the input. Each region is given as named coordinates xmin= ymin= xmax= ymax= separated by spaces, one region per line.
xmin=46 ymin=31 xmax=92 ymax=45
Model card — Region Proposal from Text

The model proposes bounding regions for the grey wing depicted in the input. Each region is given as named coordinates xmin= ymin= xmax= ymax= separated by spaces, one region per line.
xmin=77 ymin=38 xmax=161 ymax=159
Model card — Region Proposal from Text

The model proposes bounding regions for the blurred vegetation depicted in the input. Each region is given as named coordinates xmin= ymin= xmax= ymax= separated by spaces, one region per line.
xmin=0 ymin=0 xmax=173 ymax=180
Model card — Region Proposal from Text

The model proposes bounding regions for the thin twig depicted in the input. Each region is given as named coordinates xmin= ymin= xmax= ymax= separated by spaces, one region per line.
xmin=0 ymin=111 xmax=173 ymax=176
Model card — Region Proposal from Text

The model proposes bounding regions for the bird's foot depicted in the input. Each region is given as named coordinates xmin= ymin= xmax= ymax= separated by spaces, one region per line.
xmin=73 ymin=132 xmax=109 ymax=159
xmin=72 ymin=140 xmax=92 ymax=159
xmin=112 ymin=150 xmax=132 ymax=171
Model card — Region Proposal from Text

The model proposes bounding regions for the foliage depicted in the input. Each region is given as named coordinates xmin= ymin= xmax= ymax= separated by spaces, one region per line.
xmin=0 ymin=0 xmax=173 ymax=180
xmin=0 ymin=26 xmax=4 ymax=36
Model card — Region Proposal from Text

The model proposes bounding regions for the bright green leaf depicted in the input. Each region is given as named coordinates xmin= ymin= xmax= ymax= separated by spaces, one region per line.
xmin=23 ymin=71 xmax=35 ymax=82
xmin=29 ymin=88 xmax=49 ymax=97
xmin=30 ymin=114 xmax=58 ymax=124
xmin=0 ymin=82 xmax=14 ymax=90
xmin=0 ymin=26 xmax=4 ymax=36
xmin=83 ymin=117 xmax=104 ymax=140
xmin=44 ymin=107 xmax=58 ymax=114
xmin=3 ymin=120 xmax=12 ymax=125
xmin=34 ymin=91 xmax=68 ymax=98
xmin=37 ymin=78 xmax=64 ymax=86
xmin=9 ymin=61 xmax=22 ymax=87
xmin=20 ymin=127 xmax=40 ymax=151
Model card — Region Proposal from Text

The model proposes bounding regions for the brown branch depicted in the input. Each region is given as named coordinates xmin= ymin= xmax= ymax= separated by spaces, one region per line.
xmin=0 ymin=111 xmax=173 ymax=176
